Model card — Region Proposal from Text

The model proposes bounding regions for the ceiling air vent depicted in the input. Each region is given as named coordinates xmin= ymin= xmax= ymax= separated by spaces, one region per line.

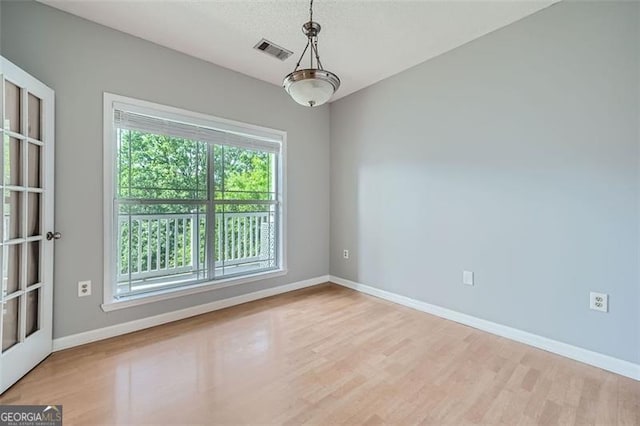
xmin=253 ymin=39 xmax=293 ymax=61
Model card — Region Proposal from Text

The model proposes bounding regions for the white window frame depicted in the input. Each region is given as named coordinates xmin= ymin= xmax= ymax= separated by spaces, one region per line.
xmin=102 ymin=93 xmax=287 ymax=311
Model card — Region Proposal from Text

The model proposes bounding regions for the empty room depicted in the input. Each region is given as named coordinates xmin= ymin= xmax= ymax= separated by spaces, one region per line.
xmin=0 ymin=0 xmax=638 ymax=424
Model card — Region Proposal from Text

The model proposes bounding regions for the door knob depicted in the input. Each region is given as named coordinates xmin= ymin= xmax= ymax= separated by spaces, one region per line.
xmin=46 ymin=231 xmax=62 ymax=241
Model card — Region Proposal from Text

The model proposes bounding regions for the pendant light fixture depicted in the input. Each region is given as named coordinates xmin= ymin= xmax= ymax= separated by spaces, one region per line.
xmin=283 ymin=0 xmax=340 ymax=107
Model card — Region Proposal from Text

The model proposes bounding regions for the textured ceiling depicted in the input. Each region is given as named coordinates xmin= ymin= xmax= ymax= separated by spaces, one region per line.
xmin=41 ymin=0 xmax=558 ymax=101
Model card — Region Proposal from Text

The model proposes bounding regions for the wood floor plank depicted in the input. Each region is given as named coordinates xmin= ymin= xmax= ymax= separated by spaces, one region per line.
xmin=0 ymin=283 xmax=637 ymax=425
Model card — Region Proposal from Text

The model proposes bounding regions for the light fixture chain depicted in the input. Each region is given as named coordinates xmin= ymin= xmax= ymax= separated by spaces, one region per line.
xmin=309 ymin=0 xmax=315 ymax=69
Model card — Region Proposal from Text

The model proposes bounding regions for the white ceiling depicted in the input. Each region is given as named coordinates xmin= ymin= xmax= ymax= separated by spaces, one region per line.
xmin=41 ymin=0 xmax=558 ymax=101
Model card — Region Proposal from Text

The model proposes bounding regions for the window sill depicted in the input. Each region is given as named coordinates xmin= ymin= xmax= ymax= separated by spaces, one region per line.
xmin=101 ymin=269 xmax=288 ymax=312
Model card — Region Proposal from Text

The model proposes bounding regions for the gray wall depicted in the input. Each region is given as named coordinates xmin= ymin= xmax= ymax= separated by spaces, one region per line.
xmin=330 ymin=1 xmax=640 ymax=363
xmin=1 ymin=1 xmax=330 ymax=338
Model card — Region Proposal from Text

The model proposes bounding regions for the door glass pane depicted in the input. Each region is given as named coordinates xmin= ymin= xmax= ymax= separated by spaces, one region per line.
xmin=26 ymin=288 xmax=39 ymax=337
xmin=28 ymin=144 xmax=41 ymax=188
xmin=27 ymin=241 xmax=39 ymax=286
xmin=27 ymin=193 xmax=40 ymax=237
xmin=4 ymin=191 xmax=23 ymax=240
xmin=5 ymin=81 xmax=22 ymax=134
xmin=28 ymin=93 xmax=41 ymax=141
xmin=2 ymin=244 xmax=21 ymax=297
xmin=2 ymin=297 xmax=19 ymax=352
xmin=4 ymin=135 xmax=22 ymax=186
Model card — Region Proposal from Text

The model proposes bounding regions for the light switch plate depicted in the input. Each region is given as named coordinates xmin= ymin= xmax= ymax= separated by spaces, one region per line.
xmin=463 ymin=270 xmax=474 ymax=286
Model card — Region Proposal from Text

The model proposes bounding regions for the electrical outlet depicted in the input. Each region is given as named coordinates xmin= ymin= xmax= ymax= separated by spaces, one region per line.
xmin=343 ymin=249 xmax=349 ymax=259
xmin=78 ymin=280 xmax=91 ymax=297
xmin=463 ymin=270 xmax=474 ymax=286
xmin=589 ymin=292 xmax=608 ymax=312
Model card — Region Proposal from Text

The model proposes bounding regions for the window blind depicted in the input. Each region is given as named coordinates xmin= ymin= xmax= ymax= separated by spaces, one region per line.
xmin=114 ymin=109 xmax=281 ymax=154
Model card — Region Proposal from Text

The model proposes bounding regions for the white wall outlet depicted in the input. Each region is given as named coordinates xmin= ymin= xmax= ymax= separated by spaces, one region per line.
xmin=589 ymin=292 xmax=608 ymax=312
xmin=463 ymin=270 xmax=474 ymax=286
xmin=343 ymin=249 xmax=350 ymax=259
xmin=78 ymin=280 xmax=91 ymax=297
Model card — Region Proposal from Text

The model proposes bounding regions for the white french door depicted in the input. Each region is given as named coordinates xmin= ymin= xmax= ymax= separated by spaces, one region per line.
xmin=0 ymin=56 xmax=55 ymax=394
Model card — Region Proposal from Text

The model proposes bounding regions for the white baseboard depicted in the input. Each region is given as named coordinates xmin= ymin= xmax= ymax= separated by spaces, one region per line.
xmin=53 ymin=275 xmax=330 ymax=351
xmin=330 ymin=275 xmax=640 ymax=381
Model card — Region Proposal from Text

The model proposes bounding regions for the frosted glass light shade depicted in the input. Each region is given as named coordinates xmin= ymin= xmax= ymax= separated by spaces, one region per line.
xmin=283 ymin=69 xmax=340 ymax=107
xmin=287 ymin=79 xmax=334 ymax=107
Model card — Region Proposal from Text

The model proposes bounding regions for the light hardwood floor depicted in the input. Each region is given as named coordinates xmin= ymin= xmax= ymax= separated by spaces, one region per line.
xmin=1 ymin=284 xmax=638 ymax=425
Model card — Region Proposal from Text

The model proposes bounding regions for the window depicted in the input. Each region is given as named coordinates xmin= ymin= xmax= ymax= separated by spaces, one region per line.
xmin=103 ymin=94 xmax=285 ymax=306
